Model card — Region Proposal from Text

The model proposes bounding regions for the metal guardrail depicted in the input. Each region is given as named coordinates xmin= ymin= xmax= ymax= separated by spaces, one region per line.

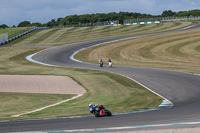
xmin=124 ymin=21 xmax=160 ymax=26
xmin=123 ymin=16 xmax=200 ymax=24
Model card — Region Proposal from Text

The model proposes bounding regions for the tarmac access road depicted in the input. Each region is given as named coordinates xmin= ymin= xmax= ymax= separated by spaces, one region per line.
xmin=1 ymin=24 xmax=200 ymax=133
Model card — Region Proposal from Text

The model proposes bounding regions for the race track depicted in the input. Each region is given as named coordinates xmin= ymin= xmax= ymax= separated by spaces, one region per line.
xmin=1 ymin=24 xmax=200 ymax=133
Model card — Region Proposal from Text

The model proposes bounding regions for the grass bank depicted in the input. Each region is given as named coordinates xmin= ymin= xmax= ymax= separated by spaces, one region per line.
xmin=3 ymin=22 xmax=196 ymax=47
xmin=0 ymin=92 xmax=74 ymax=117
xmin=75 ymin=28 xmax=200 ymax=74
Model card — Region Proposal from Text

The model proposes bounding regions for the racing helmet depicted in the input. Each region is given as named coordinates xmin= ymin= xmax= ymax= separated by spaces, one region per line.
xmin=89 ymin=103 xmax=93 ymax=107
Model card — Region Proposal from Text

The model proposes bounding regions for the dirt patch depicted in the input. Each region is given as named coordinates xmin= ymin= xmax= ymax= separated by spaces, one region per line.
xmin=0 ymin=75 xmax=86 ymax=94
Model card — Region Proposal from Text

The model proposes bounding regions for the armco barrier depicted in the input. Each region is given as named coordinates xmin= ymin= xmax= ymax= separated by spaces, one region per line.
xmin=124 ymin=21 xmax=160 ymax=26
xmin=0 ymin=27 xmax=49 ymax=46
xmin=109 ymin=24 xmax=122 ymax=26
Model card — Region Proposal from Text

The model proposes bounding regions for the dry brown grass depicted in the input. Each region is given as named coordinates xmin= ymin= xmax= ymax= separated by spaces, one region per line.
xmin=75 ymin=29 xmax=200 ymax=74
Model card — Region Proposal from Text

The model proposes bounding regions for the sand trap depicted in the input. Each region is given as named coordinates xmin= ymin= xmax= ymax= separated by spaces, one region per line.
xmin=0 ymin=75 xmax=86 ymax=94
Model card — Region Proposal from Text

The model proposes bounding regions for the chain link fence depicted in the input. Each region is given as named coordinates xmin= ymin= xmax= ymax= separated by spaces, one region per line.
xmin=52 ymin=20 xmax=119 ymax=28
xmin=0 ymin=33 xmax=8 ymax=43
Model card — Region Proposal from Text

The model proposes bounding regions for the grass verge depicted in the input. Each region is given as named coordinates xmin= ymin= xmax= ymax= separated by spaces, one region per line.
xmin=0 ymin=92 xmax=74 ymax=117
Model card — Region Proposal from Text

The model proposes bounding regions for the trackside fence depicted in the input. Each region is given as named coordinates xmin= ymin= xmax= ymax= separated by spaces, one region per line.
xmin=0 ymin=33 xmax=8 ymax=43
xmin=123 ymin=16 xmax=200 ymax=25
xmin=52 ymin=20 xmax=119 ymax=28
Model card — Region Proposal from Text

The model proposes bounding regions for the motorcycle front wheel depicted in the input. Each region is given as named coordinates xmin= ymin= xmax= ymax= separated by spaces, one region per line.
xmin=94 ymin=111 xmax=100 ymax=117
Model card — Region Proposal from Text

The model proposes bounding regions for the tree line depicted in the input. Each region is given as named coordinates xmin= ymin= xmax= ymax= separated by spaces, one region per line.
xmin=1 ymin=9 xmax=200 ymax=28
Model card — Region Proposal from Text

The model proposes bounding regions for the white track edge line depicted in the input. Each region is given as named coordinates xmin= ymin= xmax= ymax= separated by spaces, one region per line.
xmin=11 ymin=94 xmax=83 ymax=117
xmin=69 ymin=36 xmax=173 ymax=108
xmin=11 ymin=121 xmax=200 ymax=133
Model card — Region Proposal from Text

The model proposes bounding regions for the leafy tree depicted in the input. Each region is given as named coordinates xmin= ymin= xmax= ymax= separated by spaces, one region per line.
xmin=0 ymin=24 xmax=9 ymax=29
xmin=162 ymin=10 xmax=177 ymax=17
xmin=177 ymin=9 xmax=200 ymax=16
xmin=56 ymin=18 xmax=66 ymax=26
xmin=46 ymin=19 xmax=57 ymax=27
xmin=31 ymin=22 xmax=42 ymax=27
xmin=17 ymin=21 xmax=31 ymax=27
xmin=43 ymin=12 xmax=154 ymax=27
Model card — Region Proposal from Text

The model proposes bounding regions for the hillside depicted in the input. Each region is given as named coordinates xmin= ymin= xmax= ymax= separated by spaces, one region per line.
xmin=4 ymin=21 xmax=195 ymax=47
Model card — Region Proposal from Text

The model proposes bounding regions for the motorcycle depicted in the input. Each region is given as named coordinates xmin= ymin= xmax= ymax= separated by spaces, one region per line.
xmin=99 ymin=61 xmax=103 ymax=67
xmin=108 ymin=61 xmax=112 ymax=68
xmin=92 ymin=105 xmax=112 ymax=117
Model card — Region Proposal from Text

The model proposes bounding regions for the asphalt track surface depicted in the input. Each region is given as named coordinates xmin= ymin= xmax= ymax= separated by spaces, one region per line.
xmin=1 ymin=24 xmax=200 ymax=133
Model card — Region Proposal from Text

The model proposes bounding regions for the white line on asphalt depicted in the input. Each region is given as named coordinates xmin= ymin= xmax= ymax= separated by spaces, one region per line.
xmin=11 ymin=121 xmax=200 ymax=133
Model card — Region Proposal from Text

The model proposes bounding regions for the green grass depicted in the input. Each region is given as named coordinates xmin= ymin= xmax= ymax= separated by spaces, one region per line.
xmin=0 ymin=92 xmax=74 ymax=117
xmin=26 ymin=71 xmax=162 ymax=119
xmin=0 ymin=22 xmax=197 ymax=121
xmin=0 ymin=27 xmax=30 ymax=38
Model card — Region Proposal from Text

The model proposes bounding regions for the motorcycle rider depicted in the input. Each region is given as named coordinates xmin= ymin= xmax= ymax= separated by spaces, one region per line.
xmin=89 ymin=103 xmax=97 ymax=113
xmin=99 ymin=58 xmax=103 ymax=67
xmin=108 ymin=59 xmax=112 ymax=68
xmin=89 ymin=103 xmax=105 ymax=113
xmin=99 ymin=105 xmax=105 ymax=110
xmin=89 ymin=103 xmax=111 ymax=116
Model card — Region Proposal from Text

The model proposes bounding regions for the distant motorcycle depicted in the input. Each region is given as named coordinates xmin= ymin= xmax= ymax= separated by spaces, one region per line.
xmin=108 ymin=61 xmax=112 ymax=68
xmin=99 ymin=59 xmax=103 ymax=67
xmin=92 ymin=105 xmax=112 ymax=117
xmin=99 ymin=61 xmax=103 ymax=67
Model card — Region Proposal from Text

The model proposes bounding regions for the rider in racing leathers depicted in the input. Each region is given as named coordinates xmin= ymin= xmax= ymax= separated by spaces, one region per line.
xmin=89 ymin=103 xmax=105 ymax=113
xmin=99 ymin=58 xmax=103 ymax=67
xmin=89 ymin=103 xmax=102 ymax=113
xmin=89 ymin=103 xmax=96 ymax=113
xmin=107 ymin=59 xmax=112 ymax=68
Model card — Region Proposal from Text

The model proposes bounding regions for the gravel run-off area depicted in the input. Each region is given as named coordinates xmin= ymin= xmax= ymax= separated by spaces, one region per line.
xmin=0 ymin=75 xmax=86 ymax=95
